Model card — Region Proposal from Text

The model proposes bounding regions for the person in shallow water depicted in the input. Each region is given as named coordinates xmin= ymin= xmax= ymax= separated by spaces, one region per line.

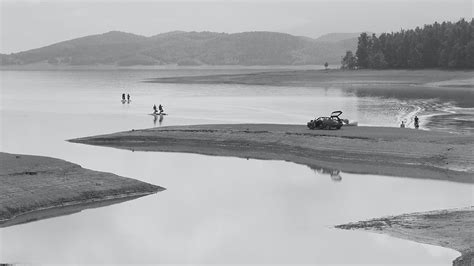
xmin=122 ymin=93 xmax=126 ymax=101
xmin=127 ymin=94 xmax=130 ymax=102
xmin=159 ymin=104 xmax=164 ymax=113
xmin=414 ymin=116 xmax=419 ymax=129
xmin=153 ymin=104 xmax=158 ymax=114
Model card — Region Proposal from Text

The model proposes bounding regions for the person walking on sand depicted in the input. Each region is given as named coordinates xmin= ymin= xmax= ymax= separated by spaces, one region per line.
xmin=414 ymin=116 xmax=419 ymax=129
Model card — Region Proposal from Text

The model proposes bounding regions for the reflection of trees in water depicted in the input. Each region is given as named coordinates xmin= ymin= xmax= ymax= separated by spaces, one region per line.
xmin=308 ymin=165 xmax=342 ymax=182
xmin=344 ymin=87 xmax=474 ymax=108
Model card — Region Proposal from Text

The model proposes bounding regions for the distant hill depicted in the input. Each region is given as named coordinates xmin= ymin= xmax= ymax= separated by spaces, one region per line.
xmin=0 ymin=31 xmax=357 ymax=67
xmin=314 ymin=32 xmax=365 ymax=43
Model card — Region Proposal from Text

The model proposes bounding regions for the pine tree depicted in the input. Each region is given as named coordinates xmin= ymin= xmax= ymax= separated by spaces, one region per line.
xmin=356 ymin=33 xmax=370 ymax=68
xmin=350 ymin=19 xmax=474 ymax=69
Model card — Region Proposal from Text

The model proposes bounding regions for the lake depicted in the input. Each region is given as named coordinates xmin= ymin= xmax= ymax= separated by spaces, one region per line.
xmin=0 ymin=69 xmax=472 ymax=264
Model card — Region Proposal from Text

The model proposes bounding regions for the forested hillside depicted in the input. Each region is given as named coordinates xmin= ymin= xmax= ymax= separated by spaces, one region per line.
xmin=0 ymin=31 xmax=357 ymax=67
xmin=349 ymin=19 xmax=474 ymax=69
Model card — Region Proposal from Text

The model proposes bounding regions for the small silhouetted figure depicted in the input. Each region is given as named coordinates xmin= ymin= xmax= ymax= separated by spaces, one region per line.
xmin=414 ymin=116 xmax=419 ymax=129
xmin=400 ymin=121 xmax=405 ymax=128
xmin=122 ymin=93 xmax=126 ymax=101
xmin=127 ymin=94 xmax=130 ymax=102
xmin=153 ymin=104 xmax=158 ymax=114
xmin=159 ymin=104 xmax=164 ymax=113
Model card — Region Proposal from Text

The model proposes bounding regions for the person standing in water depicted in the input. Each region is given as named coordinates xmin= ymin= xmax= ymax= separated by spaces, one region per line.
xmin=127 ymin=94 xmax=130 ymax=102
xmin=158 ymin=104 xmax=164 ymax=114
xmin=153 ymin=104 xmax=158 ymax=114
xmin=414 ymin=116 xmax=419 ymax=129
xmin=122 ymin=93 xmax=126 ymax=101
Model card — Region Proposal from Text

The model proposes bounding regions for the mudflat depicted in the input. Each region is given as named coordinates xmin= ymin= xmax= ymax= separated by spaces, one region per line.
xmin=144 ymin=69 xmax=474 ymax=88
xmin=70 ymin=124 xmax=474 ymax=183
xmin=336 ymin=207 xmax=474 ymax=266
xmin=0 ymin=152 xmax=164 ymax=227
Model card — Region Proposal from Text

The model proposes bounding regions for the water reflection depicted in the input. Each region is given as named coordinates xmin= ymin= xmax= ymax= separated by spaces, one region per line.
xmin=159 ymin=114 xmax=164 ymax=125
xmin=346 ymin=86 xmax=474 ymax=108
xmin=308 ymin=165 xmax=343 ymax=182
xmin=0 ymin=195 xmax=154 ymax=228
xmin=1 ymin=70 xmax=471 ymax=264
xmin=345 ymin=86 xmax=474 ymax=133
xmin=1 ymin=151 xmax=467 ymax=264
xmin=152 ymin=114 xmax=164 ymax=127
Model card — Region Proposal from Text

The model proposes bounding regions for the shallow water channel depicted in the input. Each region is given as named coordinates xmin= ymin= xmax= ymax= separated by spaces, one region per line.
xmin=0 ymin=70 xmax=472 ymax=264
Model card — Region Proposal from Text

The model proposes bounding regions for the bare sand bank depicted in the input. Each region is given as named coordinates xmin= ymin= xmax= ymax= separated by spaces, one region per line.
xmin=0 ymin=152 xmax=164 ymax=227
xmin=336 ymin=207 xmax=474 ymax=266
xmin=144 ymin=69 xmax=474 ymax=88
xmin=70 ymin=124 xmax=474 ymax=184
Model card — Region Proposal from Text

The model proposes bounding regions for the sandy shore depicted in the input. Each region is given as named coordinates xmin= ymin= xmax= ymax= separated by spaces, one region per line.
xmin=144 ymin=69 xmax=474 ymax=88
xmin=0 ymin=152 xmax=164 ymax=227
xmin=336 ymin=207 xmax=474 ymax=266
xmin=70 ymin=124 xmax=474 ymax=183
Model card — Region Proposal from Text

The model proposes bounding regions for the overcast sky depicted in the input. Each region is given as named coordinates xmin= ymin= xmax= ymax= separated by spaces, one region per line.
xmin=0 ymin=0 xmax=472 ymax=53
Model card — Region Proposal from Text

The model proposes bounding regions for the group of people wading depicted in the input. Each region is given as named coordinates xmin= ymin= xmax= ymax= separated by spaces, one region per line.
xmin=400 ymin=116 xmax=420 ymax=129
xmin=153 ymin=104 xmax=164 ymax=114
xmin=120 ymin=93 xmax=165 ymax=114
xmin=121 ymin=93 xmax=131 ymax=103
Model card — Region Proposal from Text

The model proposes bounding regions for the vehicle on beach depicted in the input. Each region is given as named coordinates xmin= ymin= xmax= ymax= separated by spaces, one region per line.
xmin=307 ymin=111 xmax=347 ymax=130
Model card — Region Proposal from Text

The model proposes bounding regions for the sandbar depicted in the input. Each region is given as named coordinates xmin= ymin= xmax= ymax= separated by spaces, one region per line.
xmin=144 ymin=69 xmax=474 ymax=88
xmin=0 ymin=152 xmax=164 ymax=227
xmin=69 ymin=124 xmax=474 ymax=184
xmin=336 ymin=207 xmax=473 ymax=266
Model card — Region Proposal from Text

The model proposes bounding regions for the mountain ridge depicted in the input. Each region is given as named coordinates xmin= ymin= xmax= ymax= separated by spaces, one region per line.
xmin=1 ymin=31 xmax=358 ymax=67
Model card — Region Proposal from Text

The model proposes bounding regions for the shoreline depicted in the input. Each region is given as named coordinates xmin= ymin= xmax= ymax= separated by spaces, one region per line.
xmin=0 ymin=64 xmax=325 ymax=71
xmin=0 ymin=152 xmax=165 ymax=227
xmin=0 ymin=193 xmax=150 ymax=228
xmin=70 ymin=124 xmax=474 ymax=184
xmin=144 ymin=69 xmax=474 ymax=88
xmin=336 ymin=207 xmax=474 ymax=266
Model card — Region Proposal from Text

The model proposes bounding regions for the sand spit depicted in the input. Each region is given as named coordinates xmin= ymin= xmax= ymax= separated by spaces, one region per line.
xmin=336 ymin=207 xmax=474 ymax=266
xmin=144 ymin=69 xmax=474 ymax=88
xmin=0 ymin=152 xmax=164 ymax=227
xmin=70 ymin=124 xmax=474 ymax=184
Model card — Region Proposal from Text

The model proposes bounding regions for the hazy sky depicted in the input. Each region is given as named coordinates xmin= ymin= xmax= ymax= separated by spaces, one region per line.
xmin=0 ymin=0 xmax=472 ymax=53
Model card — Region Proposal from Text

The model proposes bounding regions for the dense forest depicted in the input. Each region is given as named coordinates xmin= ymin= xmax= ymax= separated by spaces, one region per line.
xmin=342 ymin=19 xmax=474 ymax=69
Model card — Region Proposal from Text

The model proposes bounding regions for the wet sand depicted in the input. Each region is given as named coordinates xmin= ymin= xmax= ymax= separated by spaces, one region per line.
xmin=336 ymin=207 xmax=474 ymax=266
xmin=0 ymin=152 xmax=164 ymax=227
xmin=144 ymin=69 xmax=474 ymax=88
xmin=70 ymin=124 xmax=474 ymax=183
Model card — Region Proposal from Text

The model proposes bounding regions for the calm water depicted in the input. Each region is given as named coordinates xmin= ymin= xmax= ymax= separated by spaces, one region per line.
xmin=0 ymin=70 xmax=472 ymax=264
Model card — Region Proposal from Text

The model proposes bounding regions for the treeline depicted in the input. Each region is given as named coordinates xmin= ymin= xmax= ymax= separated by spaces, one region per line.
xmin=342 ymin=19 xmax=474 ymax=69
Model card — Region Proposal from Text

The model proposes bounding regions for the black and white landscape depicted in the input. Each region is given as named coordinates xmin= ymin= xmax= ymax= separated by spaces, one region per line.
xmin=1 ymin=0 xmax=473 ymax=265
